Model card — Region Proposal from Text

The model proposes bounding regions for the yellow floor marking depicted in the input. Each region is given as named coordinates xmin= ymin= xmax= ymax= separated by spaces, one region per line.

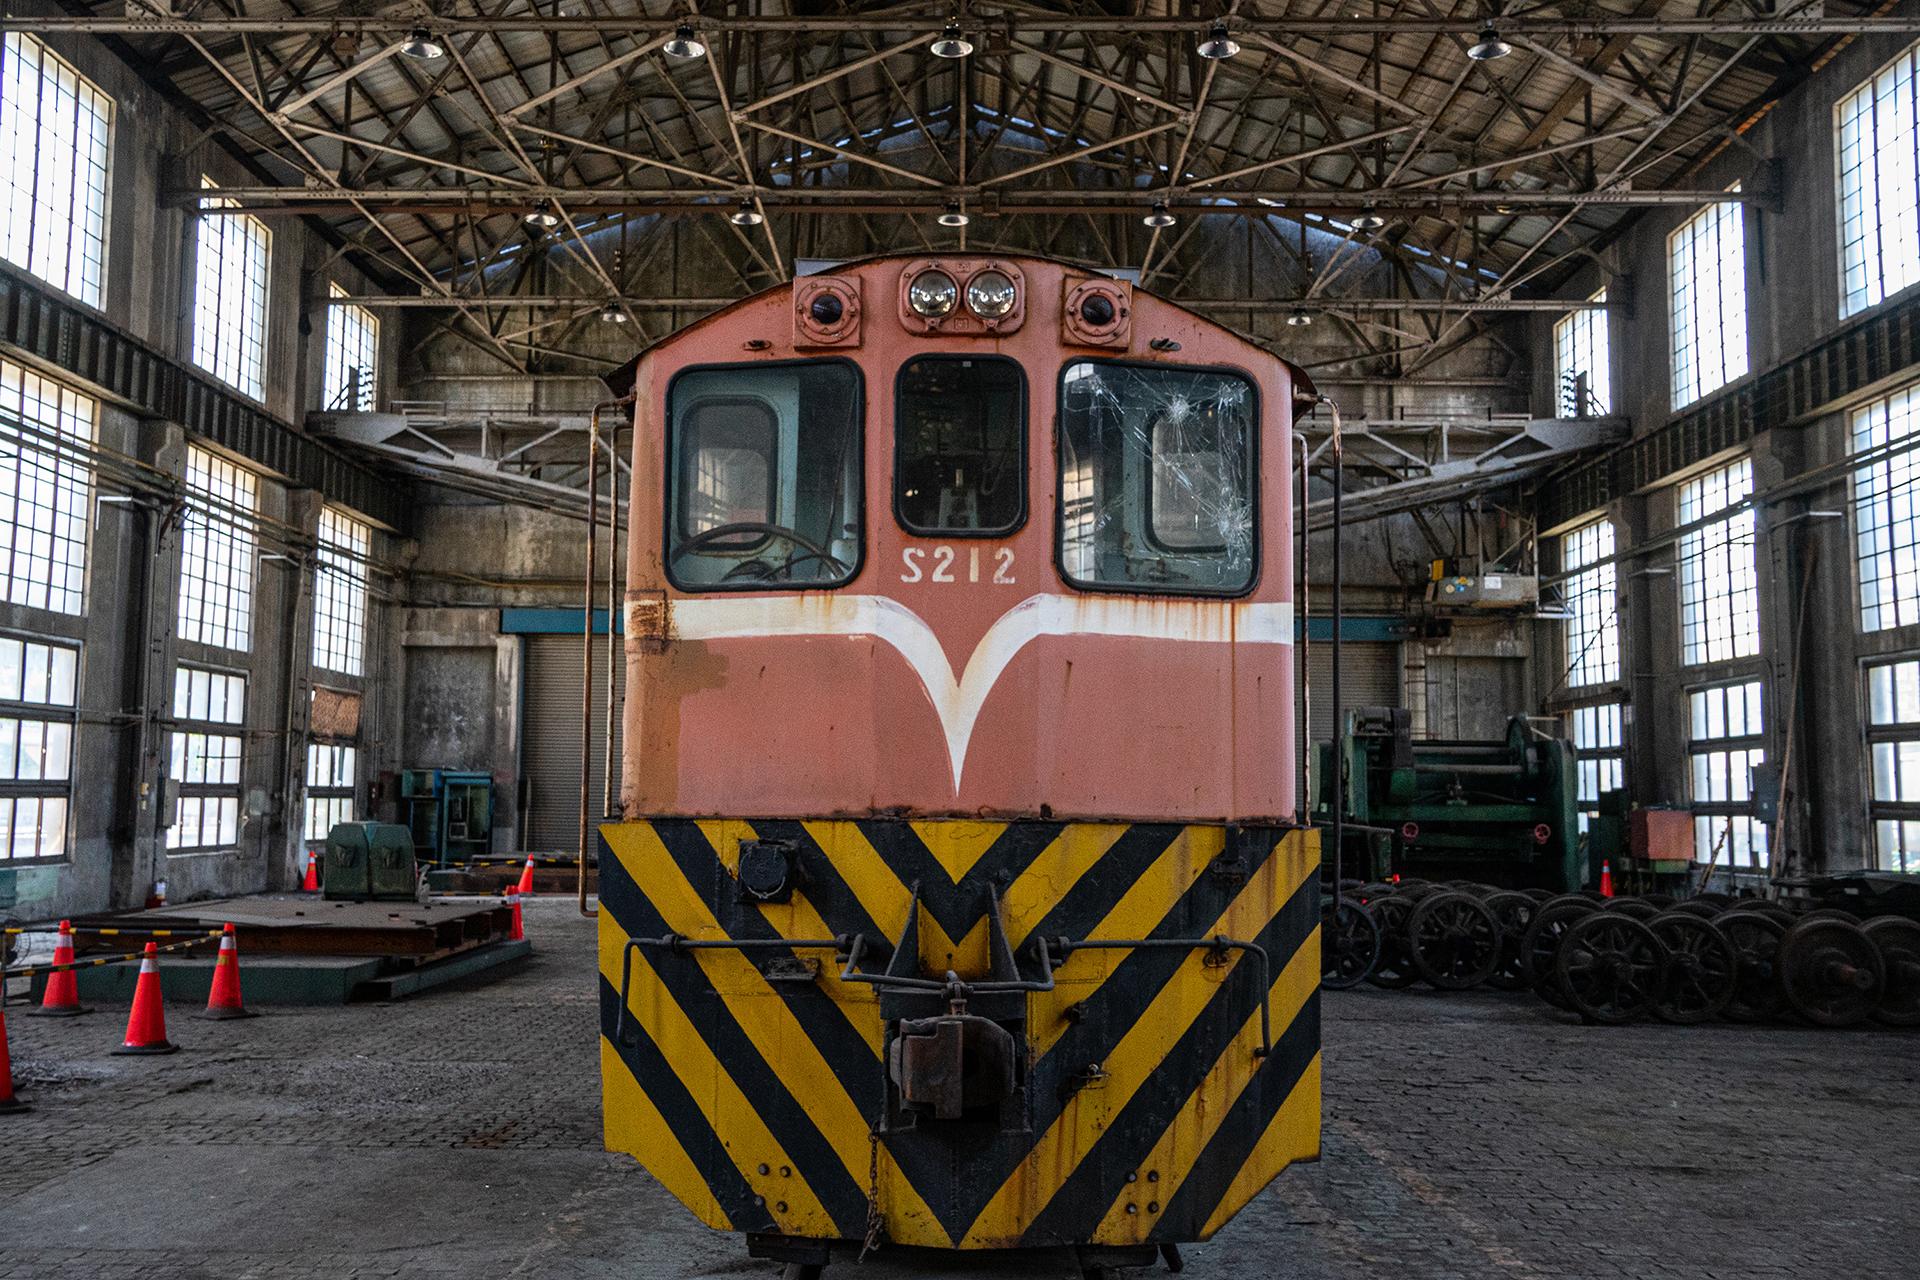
xmin=1088 ymin=933 xmax=1320 ymax=1244
xmin=601 ymin=1036 xmax=730 ymax=1231
xmin=961 ymin=844 xmax=1315 ymax=1247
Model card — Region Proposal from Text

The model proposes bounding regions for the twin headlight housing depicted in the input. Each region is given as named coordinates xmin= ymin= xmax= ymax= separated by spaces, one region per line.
xmin=906 ymin=267 xmax=1018 ymax=322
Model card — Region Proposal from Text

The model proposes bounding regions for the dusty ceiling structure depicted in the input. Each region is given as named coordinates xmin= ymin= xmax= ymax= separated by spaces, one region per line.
xmin=14 ymin=3 xmax=1905 ymax=387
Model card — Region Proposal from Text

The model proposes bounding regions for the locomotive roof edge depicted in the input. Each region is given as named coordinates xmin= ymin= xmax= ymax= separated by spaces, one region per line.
xmin=599 ymin=250 xmax=1319 ymax=406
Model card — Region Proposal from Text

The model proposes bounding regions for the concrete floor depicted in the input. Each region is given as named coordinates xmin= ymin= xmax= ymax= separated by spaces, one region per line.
xmin=2 ymin=899 xmax=1914 ymax=1279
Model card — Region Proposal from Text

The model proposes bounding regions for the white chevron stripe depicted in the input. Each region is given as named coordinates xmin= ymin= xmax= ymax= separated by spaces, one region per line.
xmin=655 ymin=593 xmax=1293 ymax=790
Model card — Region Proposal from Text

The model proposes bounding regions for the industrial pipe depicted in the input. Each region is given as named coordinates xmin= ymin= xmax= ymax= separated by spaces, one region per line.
xmin=604 ymin=419 xmax=620 ymax=820
xmin=1323 ymin=396 xmax=1346 ymax=918
xmin=1296 ymin=430 xmax=1310 ymax=821
xmin=580 ymin=397 xmax=632 ymax=918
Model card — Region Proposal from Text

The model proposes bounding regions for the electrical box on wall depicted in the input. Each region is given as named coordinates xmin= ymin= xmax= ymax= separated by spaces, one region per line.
xmin=1426 ymin=573 xmax=1540 ymax=611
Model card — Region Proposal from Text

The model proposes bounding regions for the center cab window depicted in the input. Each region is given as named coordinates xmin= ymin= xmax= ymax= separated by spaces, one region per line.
xmin=1058 ymin=360 xmax=1256 ymax=594
xmin=666 ymin=361 xmax=862 ymax=589
xmin=894 ymin=356 xmax=1026 ymax=535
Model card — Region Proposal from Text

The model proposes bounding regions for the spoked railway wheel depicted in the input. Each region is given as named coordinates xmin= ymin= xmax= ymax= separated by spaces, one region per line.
xmin=1648 ymin=911 xmax=1739 ymax=1024
xmin=1363 ymin=895 xmax=1420 ymax=990
xmin=1778 ymin=918 xmax=1884 ymax=1028
xmin=1522 ymin=899 xmax=1598 ymax=1012
xmin=1863 ymin=917 xmax=1920 ymax=1027
xmin=1406 ymin=890 xmax=1502 ymax=989
xmin=1600 ymin=897 xmax=1659 ymax=920
xmin=1322 ymin=900 xmax=1382 ymax=990
xmin=1483 ymin=891 xmax=1539 ymax=991
xmin=1713 ymin=911 xmax=1787 ymax=1023
xmin=1555 ymin=913 xmax=1667 ymax=1025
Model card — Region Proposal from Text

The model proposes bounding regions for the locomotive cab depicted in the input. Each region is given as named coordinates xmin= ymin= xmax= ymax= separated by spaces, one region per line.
xmin=599 ymin=254 xmax=1323 ymax=1274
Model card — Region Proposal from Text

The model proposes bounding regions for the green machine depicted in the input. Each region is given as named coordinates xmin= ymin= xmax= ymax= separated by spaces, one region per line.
xmin=323 ymin=822 xmax=420 ymax=900
xmin=1316 ymin=707 xmax=1583 ymax=892
xmin=399 ymin=769 xmax=494 ymax=866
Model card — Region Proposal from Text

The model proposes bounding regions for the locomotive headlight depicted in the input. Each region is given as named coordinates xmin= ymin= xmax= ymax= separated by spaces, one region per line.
xmin=907 ymin=269 xmax=959 ymax=319
xmin=965 ymin=269 xmax=1017 ymax=320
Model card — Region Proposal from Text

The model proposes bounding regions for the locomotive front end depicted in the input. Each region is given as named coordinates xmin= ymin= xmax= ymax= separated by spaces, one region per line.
xmin=597 ymin=254 xmax=1321 ymax=1272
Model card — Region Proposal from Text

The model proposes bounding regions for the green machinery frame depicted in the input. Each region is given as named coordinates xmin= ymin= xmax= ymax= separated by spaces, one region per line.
xmin=1315 ymin=707 xmax=1583 ymax=892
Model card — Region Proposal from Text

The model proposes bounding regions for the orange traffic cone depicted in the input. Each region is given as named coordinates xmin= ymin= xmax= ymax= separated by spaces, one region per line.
xmin=113 ymin=943 xmax=179 ymax=1056
xmin=198 ymin=924 xmax=256 ymax=1021
xmin=506 ymin=890 xmax=524 ymax=942
xmin=0 ymin=1005 xmax=29 ymax=1113
xmin=1600 ymin=860 xmax=1615 ymax=898
xmin=302 ymin=849 xmax=320 ymax=892
xmin=31 ymin=920 xmax=88 ymax=1017
xmin=515 ymin=856 xmax=537 ymax=899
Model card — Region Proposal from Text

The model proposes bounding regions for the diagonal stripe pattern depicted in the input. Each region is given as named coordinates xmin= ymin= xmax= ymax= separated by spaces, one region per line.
xmin=599 ymin=816 xmax=1320 ymax=1251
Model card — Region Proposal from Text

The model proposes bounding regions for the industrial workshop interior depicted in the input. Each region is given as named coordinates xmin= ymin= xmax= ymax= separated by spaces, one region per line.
xmin=3 ymin=2 xmax=1920 ymax=1277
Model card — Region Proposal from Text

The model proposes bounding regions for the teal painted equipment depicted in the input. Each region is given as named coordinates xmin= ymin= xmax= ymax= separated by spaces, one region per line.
xmin=323 ymin=822 xmax=420 ymax=900
xmin=399 ymin=769 xmax=493 ymax=866
xmin=1316 ymin=707 xmax=1582 ymax=892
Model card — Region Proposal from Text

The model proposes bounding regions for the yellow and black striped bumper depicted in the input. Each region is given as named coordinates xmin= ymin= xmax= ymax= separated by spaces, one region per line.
xmin=597 ymin=818 xmax=1320 ymax=1250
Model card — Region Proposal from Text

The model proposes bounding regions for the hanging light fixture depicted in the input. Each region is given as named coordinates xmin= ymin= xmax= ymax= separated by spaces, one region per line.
xmin=1196 ymin=21 xmax=1240 ymax=60
xmin=600 ymin=300 xmax=628 ymax=324
xmin=1143 ymin=199 xmax=1177 ymax=228
xmin=664 ymin=22 xmax=705 ymax=59
xmin=1467 ymin=25 xmax=1512 ymax=61
xmin=1352 ymin=206 xmax=1386 ymax=231
xmin=523 ymin=199 xmax=561 ymax=230
xmin=729 ymin=197 xmax=764 ymax=227
xmin=1286 ymin=307 xmax=1312 ymax=328
xmin=937 ymin=201 xmax=970 ymax=228
xmin=399 ymin=27 xmax=444 ymax=61
xmin=930 ymin=18 xmax=973 ymax=59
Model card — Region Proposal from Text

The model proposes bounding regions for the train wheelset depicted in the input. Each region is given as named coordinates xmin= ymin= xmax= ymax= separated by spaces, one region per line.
xmin=1521 ymin=895 xmax=1920 ymax=1029
xmin=1321 ymin=881 xmax=1920 ymax=1030
xmin=1319 ymin=880 xmax=1510 ymax=994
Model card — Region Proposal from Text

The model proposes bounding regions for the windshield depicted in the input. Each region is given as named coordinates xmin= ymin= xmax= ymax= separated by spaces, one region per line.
xmin=666 ymin=362 xmax=862 ymax=589
xmin=1058 ymin=361 xmax=1256 ymax=594
xmin=894 ymin=356 xmax=1025 ymax=535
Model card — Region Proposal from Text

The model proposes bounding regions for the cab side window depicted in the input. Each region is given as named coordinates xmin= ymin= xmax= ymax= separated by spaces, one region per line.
xmin=666 ymin=362 xmax=862 ymax=590
xmin=1059 ymin=361 xmax=1256 ymax=594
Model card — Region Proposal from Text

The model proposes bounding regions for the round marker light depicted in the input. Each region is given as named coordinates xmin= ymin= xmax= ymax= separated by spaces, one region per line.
xmin=906 ymin=269 xmax=958 ymax=319
xmin=965 ymin=269 xmax=1017 ymax=319
xmin=808 ymin=293 xmax=844 ymax=326
xmin=1079 ymin=293 xmax=1116 ymax=327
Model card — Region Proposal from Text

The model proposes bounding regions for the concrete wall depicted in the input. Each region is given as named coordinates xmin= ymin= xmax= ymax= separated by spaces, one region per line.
xmin=0 ymin=22 xmax=402 ymax=921
xmin=1528 ymin=21 xmax=1920 ymax=875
